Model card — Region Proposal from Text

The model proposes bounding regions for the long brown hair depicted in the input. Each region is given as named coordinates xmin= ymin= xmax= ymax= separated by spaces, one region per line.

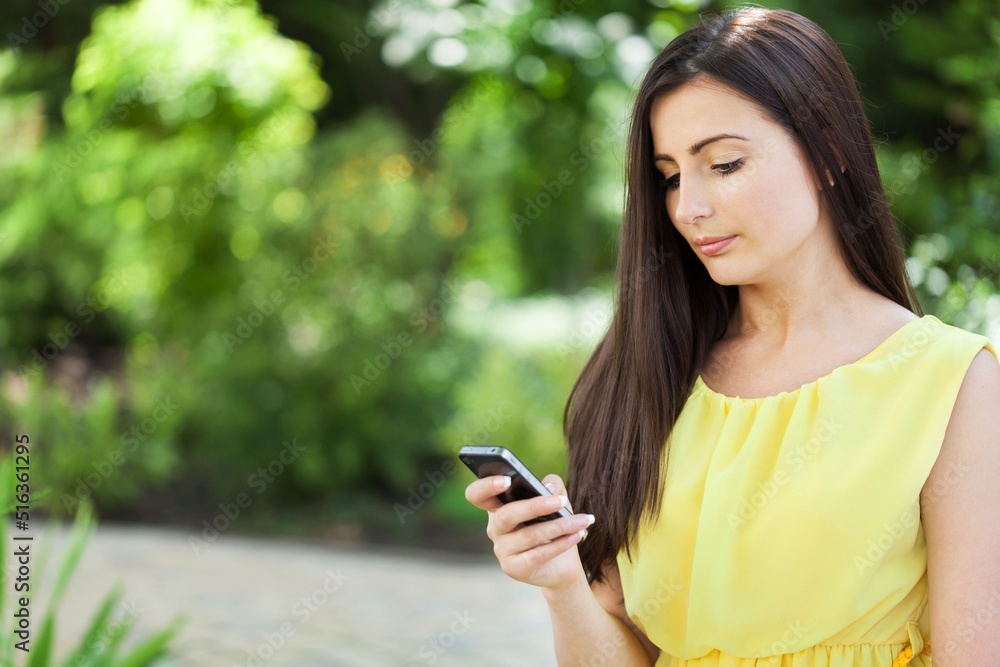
xmin=563 ymin=7 xmax=922 ymax=585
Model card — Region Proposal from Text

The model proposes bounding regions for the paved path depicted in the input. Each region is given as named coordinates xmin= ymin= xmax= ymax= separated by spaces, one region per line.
xmin=35 ymin=524 xmax=558 ymax=666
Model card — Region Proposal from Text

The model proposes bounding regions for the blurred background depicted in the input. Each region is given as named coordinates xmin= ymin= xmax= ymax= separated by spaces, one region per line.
xmin=0 ymin=0 xmax=997 ymax=664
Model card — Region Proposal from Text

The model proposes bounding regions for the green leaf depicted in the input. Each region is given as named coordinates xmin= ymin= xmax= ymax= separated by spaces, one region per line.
xmin=48 ymin=501 xmax=95 ymax=607
xmin=27 ymin=614 xmax=54 ymax=667
xmin=88 ymin=602 xmax=133 ymax=667
xmin=112 ymin=618 xmax=185 ymax=667
xmin=58 ymin=585 xmax=123 ymax=667
xmin=30 ymin=502 xmax=95 ymax=667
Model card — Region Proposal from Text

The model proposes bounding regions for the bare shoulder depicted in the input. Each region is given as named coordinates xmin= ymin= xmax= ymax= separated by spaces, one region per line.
xmin=591 ymin=560 xmax=661 ymax=663
xmin=944 ymin=346 xmax=1000 ymax=431
xmin=922 ymin=346 xmax=1000 ymax=505
xmin=944 ymin=346 xmax=1000 ymax=428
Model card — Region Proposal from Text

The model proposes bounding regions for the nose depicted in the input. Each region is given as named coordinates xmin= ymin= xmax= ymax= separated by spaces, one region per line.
xmin=670 ymin=175 xmax=712 ymax=226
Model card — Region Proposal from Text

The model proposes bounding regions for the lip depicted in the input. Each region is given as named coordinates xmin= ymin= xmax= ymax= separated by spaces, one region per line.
xmin=695 ymin=235 xmax=736 ymax=256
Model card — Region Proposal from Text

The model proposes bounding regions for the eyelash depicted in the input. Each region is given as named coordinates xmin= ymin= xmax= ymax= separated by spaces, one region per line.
xmin=658 ymin=158 xmax=746 ymax=192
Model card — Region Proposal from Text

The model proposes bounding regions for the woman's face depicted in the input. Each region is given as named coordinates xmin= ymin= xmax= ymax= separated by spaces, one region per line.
xmin=649 ymin=78 xmax=833 ymax=287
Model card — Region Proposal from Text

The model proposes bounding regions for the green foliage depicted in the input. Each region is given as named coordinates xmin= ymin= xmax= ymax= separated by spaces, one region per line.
xmin=0 ymin=456 xmax=183 ymax=666
xmin=0 ymin=0 xmax=331 ymax=509
xmin=0 ymin=0 xmax=477 ymax=510
xmin=0 ymin=0 xmax=997 ymax=527
xmin=0 ymin=363 xmax=181 ymax=515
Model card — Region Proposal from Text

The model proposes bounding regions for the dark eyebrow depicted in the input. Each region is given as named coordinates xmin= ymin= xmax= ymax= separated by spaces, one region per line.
xmin=653 ymin=133 xmax=750 ymax=163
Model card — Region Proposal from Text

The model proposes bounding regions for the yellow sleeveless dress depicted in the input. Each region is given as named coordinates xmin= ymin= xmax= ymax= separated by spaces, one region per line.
xmin=616 ymin=314 xmax=999 ymax=667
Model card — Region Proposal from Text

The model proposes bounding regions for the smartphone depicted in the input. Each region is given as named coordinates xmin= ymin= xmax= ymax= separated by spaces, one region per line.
xmin=458 ymin=445 xmax=573 ymax=526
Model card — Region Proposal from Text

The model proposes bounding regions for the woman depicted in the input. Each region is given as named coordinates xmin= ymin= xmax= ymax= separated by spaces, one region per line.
xmin=465 ymin=7 xmax=1000 ymax=666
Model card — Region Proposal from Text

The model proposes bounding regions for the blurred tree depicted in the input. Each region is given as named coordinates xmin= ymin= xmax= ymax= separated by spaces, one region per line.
xmin=0 ymin=0 xmax=996 ymax=538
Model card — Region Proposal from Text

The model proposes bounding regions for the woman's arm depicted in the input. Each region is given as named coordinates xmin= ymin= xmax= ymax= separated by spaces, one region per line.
xmin=465 ymin=471 xmax=657 ymax=666
xmin=543 ymin=558 xmax=659 ymax=666
xmin=922 ymin=348 xmax=1000 ymax=665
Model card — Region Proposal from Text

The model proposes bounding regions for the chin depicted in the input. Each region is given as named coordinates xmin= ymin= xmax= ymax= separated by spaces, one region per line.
xmin=703 ymin=266 xmax=749 ymax=287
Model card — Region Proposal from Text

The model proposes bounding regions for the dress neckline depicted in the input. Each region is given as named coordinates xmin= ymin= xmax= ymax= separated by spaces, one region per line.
xmin=694 ymin=314 xmax=937 ymax=404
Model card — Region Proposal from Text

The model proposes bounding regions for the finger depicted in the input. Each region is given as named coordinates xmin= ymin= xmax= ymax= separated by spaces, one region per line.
xmin=541 ymin=473 xmax=566 ymax=496
xmin=506 ymin=530 xmax=583 ymax=577
xmin=464 ymin=475 xmax=511 ymax=512
xmin=495 ymin=512 xmax=595 ymax=557
xmin=540 ymin=474 xmax=574 ymax=516
xmin=493 ymin=492 xmax=572 ymax=533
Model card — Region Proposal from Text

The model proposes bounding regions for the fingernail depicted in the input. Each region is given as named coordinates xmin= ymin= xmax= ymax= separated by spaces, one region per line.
xmin=578 ymin=528 xmax=589 ymax=541
xmin=546 ymin=494 xmax=569 ymax=509
xmin=544 ymin=482 xmax=555 ymax=492
xmin=585 ymin=514 xmax=595 ymax=526
xmin=495 ymin=476 xmax=511 ymax=490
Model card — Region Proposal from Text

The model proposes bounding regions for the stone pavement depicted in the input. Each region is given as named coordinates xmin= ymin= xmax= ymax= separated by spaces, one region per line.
xmin=40 ymin=524 xmax=559 ymax=666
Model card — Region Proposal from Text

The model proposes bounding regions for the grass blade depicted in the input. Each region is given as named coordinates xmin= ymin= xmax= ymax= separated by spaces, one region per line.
xmin=58 ymin=585 xmax=123 ymax=667
xmin=29 ymin=501 xmax=95 ymax=667
xmin=26 ymin=614 xmax=54 ymax=667
xmin=111 ymin=618 xmax=185 ymax=667
xmin=48 ymin=501 xmax=95 ymax=606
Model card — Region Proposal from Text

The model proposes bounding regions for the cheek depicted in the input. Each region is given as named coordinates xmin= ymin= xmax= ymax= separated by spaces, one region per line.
xmin=738 ymin=152 xmax=820 ymax=238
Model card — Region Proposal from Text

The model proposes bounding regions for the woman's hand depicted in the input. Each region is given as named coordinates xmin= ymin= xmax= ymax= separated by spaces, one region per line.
xmin=464 ymin=473 xmax=596 ymax=591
